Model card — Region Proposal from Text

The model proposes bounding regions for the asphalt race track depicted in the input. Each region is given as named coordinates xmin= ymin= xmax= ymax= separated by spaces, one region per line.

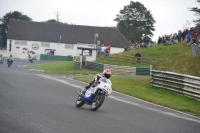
xmin=0 ymin=59 xmax=200 ymax=133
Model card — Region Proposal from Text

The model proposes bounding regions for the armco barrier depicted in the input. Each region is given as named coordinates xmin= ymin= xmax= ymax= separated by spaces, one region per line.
xmin=74 ymin=61 xmax=81 ymax=69
xmin=151 ymin=70 xmax=200 ymax=99
xmin=40 ymin=54 xmax=73 ymax=61
xmin=86 ymin=62 xmax=150 ymax=76
xmin=86 ymin=61 xmax=104 ymax=71
xmin=104 ymin=64 xmax=136 ymax=75
xmin=136 ymin=68 xmax=150 ymax=76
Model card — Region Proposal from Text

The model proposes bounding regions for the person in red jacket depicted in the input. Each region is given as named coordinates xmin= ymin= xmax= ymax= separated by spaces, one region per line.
xmin=191 ymin=31 xmax=198 ymax=44
xmin=105 ymin=45 xmax=111 ymax=56
xmin=107 ymin=45 xmax=111 ymax=53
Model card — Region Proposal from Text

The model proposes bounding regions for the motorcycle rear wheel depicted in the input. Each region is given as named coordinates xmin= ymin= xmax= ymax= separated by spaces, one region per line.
xmin=75 ymin=95 xmax=85 ymax=107
xmin=91 ymin=94 xmax=105 ymax=111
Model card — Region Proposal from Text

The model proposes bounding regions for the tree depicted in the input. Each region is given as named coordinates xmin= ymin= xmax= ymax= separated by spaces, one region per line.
xmin=0 ymin=11 xmax=32 ymax=48
xmin=43 ymin=11 xmax=68 ymax=24
xmin=45 ymin=19 xmax=59 ymax=23
xmin=114 ymin=1 xmax=156 ymax=44
xmin=190 ymin=0 xmax=200 ymax=24
xmin=55 ymin=10 xmax=62 ymax=22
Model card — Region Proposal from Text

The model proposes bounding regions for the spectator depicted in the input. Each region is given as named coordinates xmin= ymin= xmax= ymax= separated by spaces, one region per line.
xmin=104 ymin=45 xmax=111 ymax=56
xmin=101 ymin=44 xmax=105 ymax=55
xmin=182 ymin=29 xmax=186 ymax=42
xmin=187 ymin=31 xmax=192 ymax=44
xmin=188 ymin=30 xmax=198 ymax=46
xmin=178 ymin=30 xmax=182 ymax=42
xmin=189 ymin=27 xmax=194 ymax=33
xmin=104 ymin=46 xmax=107 ymax=55
xmin=170 ymin=34 xmax=173 ymax=40
xmin=137 ymin=43 xmax=140 ymax=48
xmin=135 ymin=52 xmax=141 ymax=63
xmin=124 ymin=47 xmax=128 ymax=52
xmin=107 ymin=45 xmax=111 ymax=54
xmin=157 ymin=36 xmax=162 ymax=44
xmin=97 ymin=45 xmax=101 ymax=56
xmin=173 ymin=33 xmax=178 ymax=40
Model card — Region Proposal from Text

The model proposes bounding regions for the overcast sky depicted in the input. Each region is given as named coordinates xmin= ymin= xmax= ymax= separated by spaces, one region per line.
xmin=0 ymin=0 xmax=198 ymax=41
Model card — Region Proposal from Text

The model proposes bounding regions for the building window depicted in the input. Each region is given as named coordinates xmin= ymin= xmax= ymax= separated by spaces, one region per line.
xmin=87 ymin=44 xmax=95 ymax=47
xmin=21 ymin=41 xmax=27 ymax=46
xmin=41 ymin=42 xmax=50 ymax=47
xmin=65 ymin=44 xmax=74 ymax=49
xmin=15 ymin=40 xmax=27 ymax=46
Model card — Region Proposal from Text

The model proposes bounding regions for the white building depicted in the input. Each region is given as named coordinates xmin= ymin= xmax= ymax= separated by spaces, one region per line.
xmin=7 ymin=20 xmax=130 ymax=61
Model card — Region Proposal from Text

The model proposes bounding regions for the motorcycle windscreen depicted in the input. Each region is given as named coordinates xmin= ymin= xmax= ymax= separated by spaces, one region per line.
xmin=83 ymin=88 xmax=95 ymax=103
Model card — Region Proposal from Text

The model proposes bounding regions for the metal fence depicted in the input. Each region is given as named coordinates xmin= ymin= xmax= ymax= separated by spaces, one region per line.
xmin=40 ymin=54 xmax=73 ymax=61
xmin=74 ymin=61 xmax=81 ymax=69
xmin=86 ymin=61 xmax=104 ymax=71
xmin=74 ymin=60 xmax=150 ymax=76
xmin=151 ymin=70 xmax=200 ymax=99
xmin=86 ymin=61 xmax=150 ymax=76
xmin=191 ymin=43 xmax=200 ymax=56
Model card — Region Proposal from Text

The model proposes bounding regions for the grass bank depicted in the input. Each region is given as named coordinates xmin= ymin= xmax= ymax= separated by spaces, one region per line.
xmin=74 ymin=77 xmax=200 ymax=116
xmin=97 ymin=43 xmax=200 ymax=77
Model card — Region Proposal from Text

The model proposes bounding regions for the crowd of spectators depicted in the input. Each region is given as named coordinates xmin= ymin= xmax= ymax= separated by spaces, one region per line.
xmin=97 ymin=44 xmax=111 ymax=56
xmin=100 ymin=27 xmax=199 ymax=55
xmin=157 ymin=27 xmax=199 ymax=46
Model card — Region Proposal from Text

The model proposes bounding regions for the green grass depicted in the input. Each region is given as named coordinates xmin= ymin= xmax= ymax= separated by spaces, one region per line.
xmin=74 ymin=77 xmax=200 ymax=116
xmin=25 ymin=61 xmax=100 ymax=75
xmin=96 ymin=58 xmax=150 ymax=67
xmin=97 ymin=43 xmax=200 ymax=76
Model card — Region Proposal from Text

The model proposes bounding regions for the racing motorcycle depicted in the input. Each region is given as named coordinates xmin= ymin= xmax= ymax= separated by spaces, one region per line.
xmin=76 ymin=77 xmax=112 ymax=111
xmin=7 ymin=59 xmax=12 ymax=67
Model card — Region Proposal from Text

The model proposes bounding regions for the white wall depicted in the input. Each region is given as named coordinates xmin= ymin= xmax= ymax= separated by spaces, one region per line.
xmin=0 ymin=50 xmax=9 ymax=58
xmin=110 ymin=47 xmax=124 ymax=54
xmin=85 ymin=50 xmax=96 ymax=61
xmin=6 ymin=39 xmax=97 ymax=60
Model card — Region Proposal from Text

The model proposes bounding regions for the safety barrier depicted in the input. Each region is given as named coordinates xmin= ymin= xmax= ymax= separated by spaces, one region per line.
xmin=136 ymin=68 xmax=150 ymax=76
xmin=86 ymin=61 xmax=104 ymax=71
xmin=86 ymin=61 xmax=150 ymax=76
xmin=74 ymin=61 xmax=81 ymax=69
xmin=40 ymin=54 xmax=73 ymax=61
xmin=151 ymin=70 xmax=200 ymax=99
xmin=104 ymin=64 xmax=136 ymax=75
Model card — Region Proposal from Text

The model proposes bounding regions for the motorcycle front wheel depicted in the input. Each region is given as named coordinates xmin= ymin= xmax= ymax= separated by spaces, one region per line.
xmin=91 ymin=94 xmax=105 ymax=111
xmin=75 ymin=95 xmax=85 ymax=107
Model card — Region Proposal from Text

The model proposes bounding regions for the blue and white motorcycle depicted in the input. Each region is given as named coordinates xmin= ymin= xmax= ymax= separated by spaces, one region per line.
xmin=76 ymin=77 xmax=112 ymax=111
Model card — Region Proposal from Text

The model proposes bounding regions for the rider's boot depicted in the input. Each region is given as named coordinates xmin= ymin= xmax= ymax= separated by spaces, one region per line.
xmin=81 ymin=84 xmax=91 ymax=95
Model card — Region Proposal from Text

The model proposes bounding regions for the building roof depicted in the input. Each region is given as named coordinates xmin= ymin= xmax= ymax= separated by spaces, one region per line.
xmin=7 ymin=20 xmax=130 ymax=48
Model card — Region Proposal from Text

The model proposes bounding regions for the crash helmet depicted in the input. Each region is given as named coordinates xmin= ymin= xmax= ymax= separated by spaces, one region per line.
xmin=103 ymin=69 xmax=111 ymax=79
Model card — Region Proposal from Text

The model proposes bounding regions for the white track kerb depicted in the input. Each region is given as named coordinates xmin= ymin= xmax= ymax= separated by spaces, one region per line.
xmin=36 ymin=74 xmax=200 ymax=124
